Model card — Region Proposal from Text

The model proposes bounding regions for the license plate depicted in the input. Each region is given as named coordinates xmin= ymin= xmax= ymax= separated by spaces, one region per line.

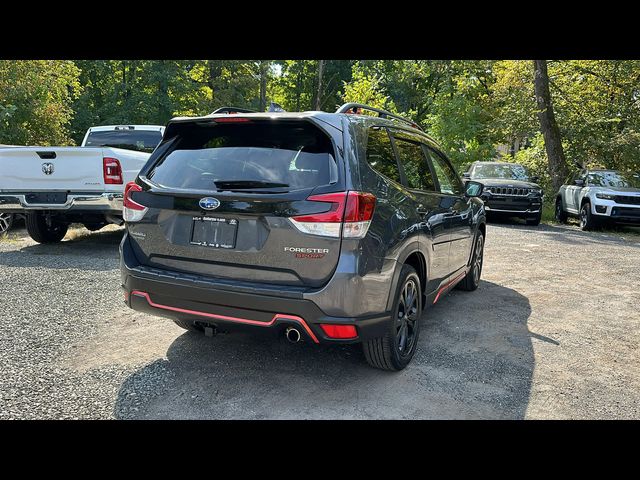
xmin=190 ymin=216 xmax=237 ymax=249
xmin=24 ymin=192 xmax=68 ymax=204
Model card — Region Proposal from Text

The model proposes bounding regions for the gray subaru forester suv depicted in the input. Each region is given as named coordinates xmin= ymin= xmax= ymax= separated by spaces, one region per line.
xmin=120 ymin=103 xmax=487 ymax=370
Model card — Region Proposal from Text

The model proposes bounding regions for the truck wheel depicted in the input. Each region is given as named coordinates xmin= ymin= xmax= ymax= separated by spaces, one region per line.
xmin=458 ymin=231 xmax=484 ymax=291
xmin=579 ymin=202 xmax=598 ymax=231
xmin=83 ymin=223 xmax=106 ymax=232
xmin=0 ymin=213 xmax=13 ymax=234
xmin=363 ymin=265 xmax=421 ymax=371
xmin=173 ymin=319 xmax=205 ymax=333
xmin=555 ymin=197 xmax=568 ymax=223
xmin=526 ymin=212 xmax=542 ymax=226
xmin=25 ymin=213 xmax=68 ymax=244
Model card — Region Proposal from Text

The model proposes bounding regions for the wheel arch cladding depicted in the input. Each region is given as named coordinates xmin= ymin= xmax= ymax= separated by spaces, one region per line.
xmin=403 ymin=251 xmax=427 ymax=306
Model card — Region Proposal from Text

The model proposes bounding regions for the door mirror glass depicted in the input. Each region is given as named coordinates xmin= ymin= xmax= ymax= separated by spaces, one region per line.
xmin=465 ymin=180 xmax=483 ymax=197
xmin=462 ymin=172 xmax=471 ymax=179
xmin=574 ymin=179 xmax=585 ymax=187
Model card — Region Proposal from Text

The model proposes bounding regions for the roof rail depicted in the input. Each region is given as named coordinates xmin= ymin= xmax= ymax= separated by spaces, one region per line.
xmin=210 ymin=107 xmax=257 ymax=115
xmin=336 ymin=102 xmax=423 ymax=131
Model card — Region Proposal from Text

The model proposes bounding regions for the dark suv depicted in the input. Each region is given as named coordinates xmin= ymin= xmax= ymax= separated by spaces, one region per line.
xmin=120 ymin=103 xmax=487 ymax=370
xmin=463 ymin=161 xmax=543 ymax=225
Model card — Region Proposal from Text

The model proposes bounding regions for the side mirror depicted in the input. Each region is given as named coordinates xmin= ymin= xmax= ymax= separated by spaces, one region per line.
xmin=462 ymin=172 xmax=471 ymax=179
xmin=465 ymin=180 xmax=484 ymax=197
xmin=574 ymin=179 xmax=585 ymax=187
xmin=530 ymin=176 xmax=540 ymax=184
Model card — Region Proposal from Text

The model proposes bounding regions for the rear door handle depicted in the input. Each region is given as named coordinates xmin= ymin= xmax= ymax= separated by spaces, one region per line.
xmin=416 ymin=204 xmax=429 ymax=215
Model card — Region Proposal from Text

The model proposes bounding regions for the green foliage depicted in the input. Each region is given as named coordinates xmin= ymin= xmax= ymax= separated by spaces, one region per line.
xmin=0 ymin=60 xmax=81 ymax=145
xmin=2 ymin=59 xmax=639 ymax=182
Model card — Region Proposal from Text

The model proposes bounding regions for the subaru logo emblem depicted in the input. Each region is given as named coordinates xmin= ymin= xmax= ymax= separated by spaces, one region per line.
xmin=42 ymin=163 xmax=54 ymax=175
xmin=199 ymin=197 xmax=220 ymax=210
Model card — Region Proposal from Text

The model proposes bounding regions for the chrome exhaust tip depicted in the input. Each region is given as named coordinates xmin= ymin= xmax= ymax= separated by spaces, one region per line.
xmin=285 ymin=326 xmax=302 ymax=343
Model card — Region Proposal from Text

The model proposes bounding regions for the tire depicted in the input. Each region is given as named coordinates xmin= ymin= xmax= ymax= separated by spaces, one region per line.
xmin=25 ymin=213 xmax=68 ymax=244
xmin=363 ymin=265 xmax=422 ymax=371
xmin=458 ymin=230 xmax=484 ymax=291
xmin=173 ymin=319 xmax=205 ymax=332
xmin=579 ymin=202 xmax=598 ymax=231
xmin=555 ymin=197 xmax=568 ymax=223
xmin=0 ymin=213 xmax=13 ymax=234
xmin=83 ymin=223 xmax=106 ymax=232
xmin=526 ymin=212 xmax=541 ymax=226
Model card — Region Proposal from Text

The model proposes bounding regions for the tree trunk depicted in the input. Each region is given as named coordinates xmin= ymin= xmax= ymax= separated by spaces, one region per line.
xmin=314 ymin=60 xmax=325 ymax=110
xmin=533 ymin=60 xmax=570 ymax=192
xmin=259 ymin=61 xmax=268 ymax=112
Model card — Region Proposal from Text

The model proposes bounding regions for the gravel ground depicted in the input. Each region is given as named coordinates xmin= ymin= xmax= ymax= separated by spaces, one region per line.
xmin=0 ymin=221 xmax=638 ymax=419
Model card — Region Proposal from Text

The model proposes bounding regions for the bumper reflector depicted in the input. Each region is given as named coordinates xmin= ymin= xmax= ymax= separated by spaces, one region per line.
xmin=320 ymin=324 xmax=358 ymax=339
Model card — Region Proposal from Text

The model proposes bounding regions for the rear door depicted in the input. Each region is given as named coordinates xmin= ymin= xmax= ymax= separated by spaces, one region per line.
xmin=388 ymin=129 xmax=451 ymax=291
xmin=127 ymin=117 xmax=345 ymax=288
xmin=425 ymin=146 xmax=474 ymax=275
xmin=0 ymin=147 xmax=106 ymax=192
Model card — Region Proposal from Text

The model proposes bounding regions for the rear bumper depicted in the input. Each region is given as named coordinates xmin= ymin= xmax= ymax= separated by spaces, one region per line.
xmin=120 ymin=236 xmax=390 ymax=344
xmin=0 ymin=192 xmax=123 ymax=214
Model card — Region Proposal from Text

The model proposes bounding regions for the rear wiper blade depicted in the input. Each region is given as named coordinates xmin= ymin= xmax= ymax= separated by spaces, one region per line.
xmin=214 ymin=180 xmax=289 ymax=189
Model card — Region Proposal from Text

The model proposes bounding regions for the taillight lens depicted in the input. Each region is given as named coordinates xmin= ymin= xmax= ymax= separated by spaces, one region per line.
xmin=213 ymin=117 xmax=251 ymax=123
xmin=290 ymin=191 xmax=376 ymax=238
xmin=103 ymin=157 xmax=123 ymax=184
xmin=123 ymin=182 xmax=148 ymax=222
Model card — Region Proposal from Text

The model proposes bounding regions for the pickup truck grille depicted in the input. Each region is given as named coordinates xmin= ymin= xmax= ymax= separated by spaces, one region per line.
xmin=614 ymin=195 xmax=640 ymax=205
xmin=486 ymin=187 xmax=532 ymax=196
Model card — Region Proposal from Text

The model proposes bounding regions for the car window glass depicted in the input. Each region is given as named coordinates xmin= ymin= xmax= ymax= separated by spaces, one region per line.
xmin=392 ymin=137 xmax=436 ymax=191
xmin=427 ymin=148 xmax=463 ymax=195
xmin=365 ymin=127 xmax=402 ymax=184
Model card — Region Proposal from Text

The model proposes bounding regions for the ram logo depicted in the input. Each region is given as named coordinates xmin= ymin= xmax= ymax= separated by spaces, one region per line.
xmin=199 ymin=197 xmax=221 ymax=210
xmin=42 ymin=163 xmax=55 ymax=175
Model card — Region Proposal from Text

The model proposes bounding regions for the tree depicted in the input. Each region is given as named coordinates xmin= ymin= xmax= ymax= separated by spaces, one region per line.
xmin=533 ymin=60 xmax=570 ymax=193
xmin=0 ymin=60 xmax=81 ymax=145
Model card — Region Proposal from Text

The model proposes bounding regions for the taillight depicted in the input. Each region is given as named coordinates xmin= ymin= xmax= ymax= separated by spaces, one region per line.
xmin=103 ymin=157 xmax=123 ymax=184
xmin=213 ymin=117 xmax=251 ymax=123
xmin=290 ymin=191 xmax=376 ymax=238
xmin=123 ymin=182 xmax=148 ymax=222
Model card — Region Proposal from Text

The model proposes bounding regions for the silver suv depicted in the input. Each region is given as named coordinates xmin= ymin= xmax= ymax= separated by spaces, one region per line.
xmin=555 ymin=169 xmax=640 ymax=230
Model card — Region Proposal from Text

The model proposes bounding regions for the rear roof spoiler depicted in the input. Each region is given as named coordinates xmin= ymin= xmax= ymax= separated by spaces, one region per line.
xmin=336 ymin=102 xmax=423 ymax=131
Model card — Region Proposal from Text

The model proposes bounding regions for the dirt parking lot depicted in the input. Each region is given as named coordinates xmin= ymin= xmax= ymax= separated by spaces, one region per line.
xmin=0 ymin=221 xmax=638 ymax=419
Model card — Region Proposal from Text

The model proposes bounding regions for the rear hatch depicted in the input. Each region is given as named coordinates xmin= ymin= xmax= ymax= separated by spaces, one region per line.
xmin=0 ymin=147 xmax=107 ymax=192
xmin=127 ymin=116 xmax=347 ymax=288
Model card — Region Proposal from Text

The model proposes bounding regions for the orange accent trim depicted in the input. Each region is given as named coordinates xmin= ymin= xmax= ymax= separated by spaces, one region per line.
xmin=131 ymin=290 xmax=320 ymax=343
xmin=433 ymin=272 xmax=466 ymax=304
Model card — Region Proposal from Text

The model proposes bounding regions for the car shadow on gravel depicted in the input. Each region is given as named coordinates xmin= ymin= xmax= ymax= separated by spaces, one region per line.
xmin=0 ymin=228 xmax=123 ymax=271
xmin=114 ymin=281 xmax=536 ymax=419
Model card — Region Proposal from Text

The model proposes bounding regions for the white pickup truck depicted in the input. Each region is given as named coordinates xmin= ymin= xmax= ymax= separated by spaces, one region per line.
xmin=0 ymin=125 xmax=164 ymax=242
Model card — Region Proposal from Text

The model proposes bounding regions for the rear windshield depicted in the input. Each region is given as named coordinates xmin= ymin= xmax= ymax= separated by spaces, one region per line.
xmin=147 ymin=121 xmax=338 ymax=192
xmin=84 ymin=129 xmax=163 ymax=153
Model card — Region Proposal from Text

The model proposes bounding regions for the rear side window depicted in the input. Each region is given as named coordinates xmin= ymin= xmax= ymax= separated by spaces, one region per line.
xmin=365 ymin=127 xmax=402 ymax=184
xmin=426 ymin=148 xmax=464 ymax=195
xmin=84 ymin=130 xmax=162 ymax=153
xmin=392 ymin=137 xmax=436 ymax=191
xmin=148 ymin=121 xmax=338 ymax=191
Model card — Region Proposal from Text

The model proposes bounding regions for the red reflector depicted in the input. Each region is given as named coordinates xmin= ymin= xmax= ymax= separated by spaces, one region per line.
xmin=213 ymin=117 xmax=251 ymax=123
xmin=320 ymin=324 xmax=358 ymax=339
xmin=103 ymin=157 xmax=123 ymax=184
xmin=292 ymin=191 xmax=376 ymax=223
xmin=123 ymin=182 xmax=145 ymax=210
